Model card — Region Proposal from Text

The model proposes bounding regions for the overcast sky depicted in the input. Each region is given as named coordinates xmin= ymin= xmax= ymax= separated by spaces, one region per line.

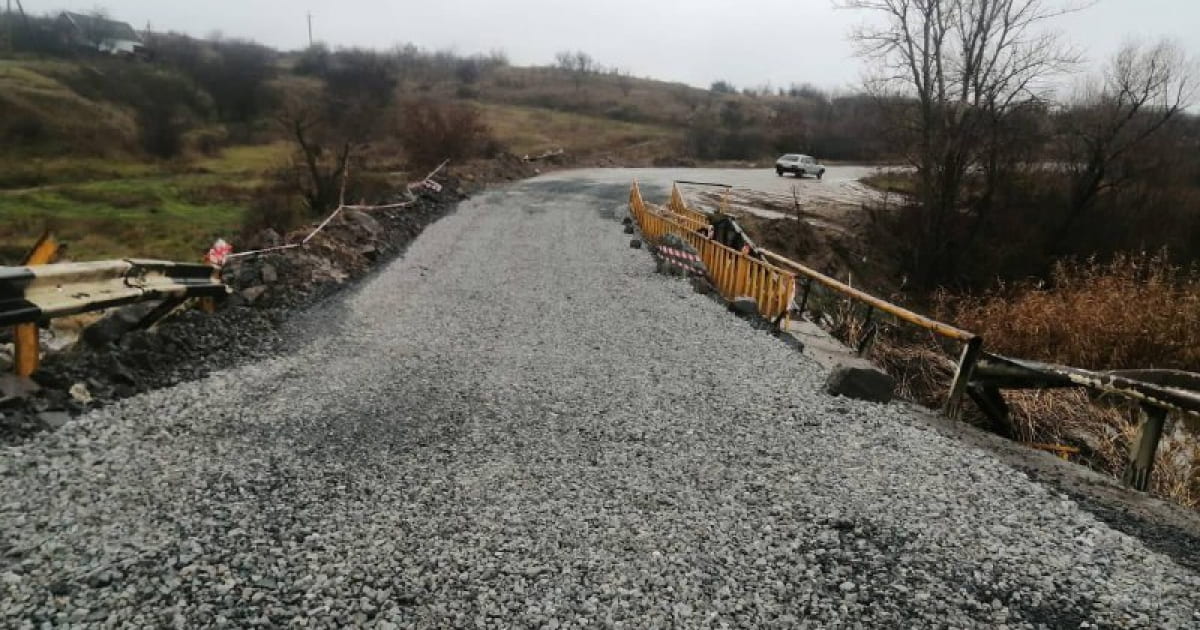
xmin=42 ymin=0 xmax=1200 ymax=90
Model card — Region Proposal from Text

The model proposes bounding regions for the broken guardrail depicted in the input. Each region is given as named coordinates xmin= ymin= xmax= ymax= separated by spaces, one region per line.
xmin=636 ymin=180 xmax=1200 ymax=493
xmin=758 ymin=248 xmax=982 ymax=421
xmin=630 ymin=181 xmax=795 ymax=324
xmin=1 ymin=258 xmax=229 ymax=375
xmin=971 ymin=354 xmax=1200 ymax=491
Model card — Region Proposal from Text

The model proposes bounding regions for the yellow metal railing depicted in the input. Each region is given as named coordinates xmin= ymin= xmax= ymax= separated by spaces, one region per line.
xmin=667 ymin=183 xmax=712 ymax=227
xmin=629 ymin=181 xmax=795 ymax=324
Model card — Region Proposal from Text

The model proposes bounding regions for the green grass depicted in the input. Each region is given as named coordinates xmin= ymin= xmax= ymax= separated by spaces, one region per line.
xmin=0 ymin=177 xmax=246 ymax=263
xmin=193 ymin=142 xmax=291 ymax=175
xmin=0 ymin=144 xmax=291 ymax=264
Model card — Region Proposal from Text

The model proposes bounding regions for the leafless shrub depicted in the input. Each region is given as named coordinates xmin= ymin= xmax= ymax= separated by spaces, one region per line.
xmin=940 ymin=251 xmax=1200 ymax=370
xmin=554 ymin=50 xmax=595 ymax=90
xmin=398 ymin=100 xmax=497 ymax=170
xmin=1053 ymin=40 xmax=1197 ymax=250
xmin=839 ymin=0 xmax=1082 ymax=288
xmin=858 ymin=250 xmax=1200 ymax=510
xmin=240 ymin=178 xmax=308 ymax=239
xmin=276 ymin=92 xmax=353 ymax=214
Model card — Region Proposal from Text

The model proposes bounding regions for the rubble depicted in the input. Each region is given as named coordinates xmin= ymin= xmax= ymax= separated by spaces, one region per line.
xmin=729 ymin=296 xmax=759 ymax=316
xmin=825 ymin=363 xmax=896 ymax=404
xmin=1 ymin=174 xmax=465 ymax=444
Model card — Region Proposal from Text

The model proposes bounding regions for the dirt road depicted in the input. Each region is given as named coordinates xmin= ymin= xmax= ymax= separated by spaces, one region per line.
xmin=566 ymin=165 xmax=894 ymax=236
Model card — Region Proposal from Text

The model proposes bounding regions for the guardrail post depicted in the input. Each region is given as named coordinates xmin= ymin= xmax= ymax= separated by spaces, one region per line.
xmin=944 ymin=337 xmax=983 ymax=420
xmin=966 ymin=382 xmax=1016 ymax=438
xmin=857 ymin=306 xmax=877 ymax=356
xmin=13 ymin=325 xmax=39 ymax=378
xmin=797 ymin=278 xmax=813 ymax=318
xmin=1122 ymin=405 xmax=1168 ymax=492
xmin=135 ymin=297 xmax=188 ymax=330
xmin=12 ymin=232 xmax=58 ymax=377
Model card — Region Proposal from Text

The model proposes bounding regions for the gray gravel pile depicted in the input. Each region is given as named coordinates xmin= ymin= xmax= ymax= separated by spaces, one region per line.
xmin=1 ymin=175 xmax=1197 ymax=627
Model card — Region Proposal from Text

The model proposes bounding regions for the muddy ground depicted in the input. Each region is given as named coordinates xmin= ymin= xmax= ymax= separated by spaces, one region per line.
xmin=557 ymin=165 xmax=904 ymax=292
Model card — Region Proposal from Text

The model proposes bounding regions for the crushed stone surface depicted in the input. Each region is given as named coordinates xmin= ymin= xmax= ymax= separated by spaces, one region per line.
xmin=1 ymin=174 xmax=1197 ymax=628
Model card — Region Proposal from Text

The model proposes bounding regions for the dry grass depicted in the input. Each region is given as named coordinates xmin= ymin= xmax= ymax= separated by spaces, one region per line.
xmin=829 ymin=251 xmax=1200 ymax=510
xmin=475 ymin=67 xmax=719 ymax=129
xmin=478 ymin=103 xmax=681 ymax=158
xmin=853 ymin=327 xmax=1200 ymax=509
xmin=942 ymin=251 xmax=1200 ymax=371
xmin=799 ymin=253 xmax=1200 ymax=510
xmin=0 ymin=60 xmax=140 ymax=158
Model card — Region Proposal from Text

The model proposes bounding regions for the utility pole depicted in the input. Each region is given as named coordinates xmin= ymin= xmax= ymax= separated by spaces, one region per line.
xmin=307 ymin=12 xmax=313 ymax=47
xmin=4 ymin=0 xmax=13 ymax=54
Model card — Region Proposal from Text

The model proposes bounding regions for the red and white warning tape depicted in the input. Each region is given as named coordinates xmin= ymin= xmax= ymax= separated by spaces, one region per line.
xmin=657 ymin=246 xmax=701 ymax=264
xmin=655 ymin=245 xmax=705 ymax=274
xmin=217 ymin=159 xmax=451 ymax=264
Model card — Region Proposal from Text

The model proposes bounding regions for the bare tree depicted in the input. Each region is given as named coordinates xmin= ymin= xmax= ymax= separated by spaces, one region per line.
xmin=554 ymin=50 xmax=595 ymax=90
xmin=277 ymin=95 xmax=352 ymax=213
xmin=615 ymin=68 xmax=634 ymax=97
xmin=839 ymin=0 xmax=1080 ymax=287
xmin=1053 ymin=40 xmax=1195 ymax=248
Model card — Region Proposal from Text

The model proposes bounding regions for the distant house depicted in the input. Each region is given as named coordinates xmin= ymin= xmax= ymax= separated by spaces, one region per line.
xmin=56 ymin=11 xmax=144 ymax=56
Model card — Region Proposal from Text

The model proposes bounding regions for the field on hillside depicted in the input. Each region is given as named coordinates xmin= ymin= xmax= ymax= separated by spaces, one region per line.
xmin=479 ymin=103 xmax=681 ymax=158
xmin=0 ymin=52 xmax=701 ymax=265
xmin=0 ymin=144 xmax=288 ymax=264
xmin=0 ymin=40 xmax=872 ymax=265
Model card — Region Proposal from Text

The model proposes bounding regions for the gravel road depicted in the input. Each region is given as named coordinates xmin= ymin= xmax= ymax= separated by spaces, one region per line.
xmin=2 ymin=173 xmax=1198 ymax=628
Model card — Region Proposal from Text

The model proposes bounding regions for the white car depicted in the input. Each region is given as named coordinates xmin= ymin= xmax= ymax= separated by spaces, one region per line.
xmin=775 ymin=154 xmax=825 ymax=179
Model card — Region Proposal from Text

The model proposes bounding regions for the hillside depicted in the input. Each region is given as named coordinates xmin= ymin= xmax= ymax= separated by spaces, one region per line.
xmin=0 ymin=37 xmax=882 ymax=264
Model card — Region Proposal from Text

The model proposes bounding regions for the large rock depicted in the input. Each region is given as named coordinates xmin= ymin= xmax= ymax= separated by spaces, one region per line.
xmin=660 ymin=233 xmax=699 ymax=255
xmin=69 ymin=382 xmax=93 ymax=405
xmin=241 ymin=286 xmax=269 ymax=304
xmin=0 ymin=342 xmax=12 ymax=370
xmin=825 ymin=364 xmax=895 ymax=404
xmin=82 ymin=303 xmax=160 ymax=348
xmin=729 ymin=297 xmax=758 ymax=316
xmin=254 ymin=228 xmax=283 ymax=248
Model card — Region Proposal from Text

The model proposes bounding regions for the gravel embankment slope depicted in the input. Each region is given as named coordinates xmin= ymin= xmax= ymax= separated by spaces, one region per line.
xmin=1 ymin=175 xmax=1198 ymax=628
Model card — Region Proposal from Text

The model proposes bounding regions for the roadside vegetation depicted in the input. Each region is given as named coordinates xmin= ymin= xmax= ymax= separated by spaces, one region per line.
xmin=823 ymin=0 xmax=1200 ymax=509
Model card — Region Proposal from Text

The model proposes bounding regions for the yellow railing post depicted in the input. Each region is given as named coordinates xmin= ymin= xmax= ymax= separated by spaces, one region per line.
xmin=626 ymin=181 xmax=795 ymax=322
xmin=13 ymin=232 xmax=59 ymax=377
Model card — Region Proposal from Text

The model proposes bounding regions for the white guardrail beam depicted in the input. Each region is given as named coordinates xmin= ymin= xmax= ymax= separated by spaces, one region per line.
xmin=0 ymin=259 xmax=229 ymax=327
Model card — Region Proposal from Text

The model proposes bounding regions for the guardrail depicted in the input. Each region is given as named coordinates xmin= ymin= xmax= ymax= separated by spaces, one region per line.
xmin=630 ymin=181 xmax=795 ymax=323
xmin=971 ymin=353 xmax=1200 ymax=490
xmin=757 ymin=248 xmax=983 ymax=422
xmin=2 ymin=257 xmax=228 ymax=376
xmin=635 ymin=180 xmax=1200 ymax=493
xmin=667 ymin=184 xmax=712 ymax=228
